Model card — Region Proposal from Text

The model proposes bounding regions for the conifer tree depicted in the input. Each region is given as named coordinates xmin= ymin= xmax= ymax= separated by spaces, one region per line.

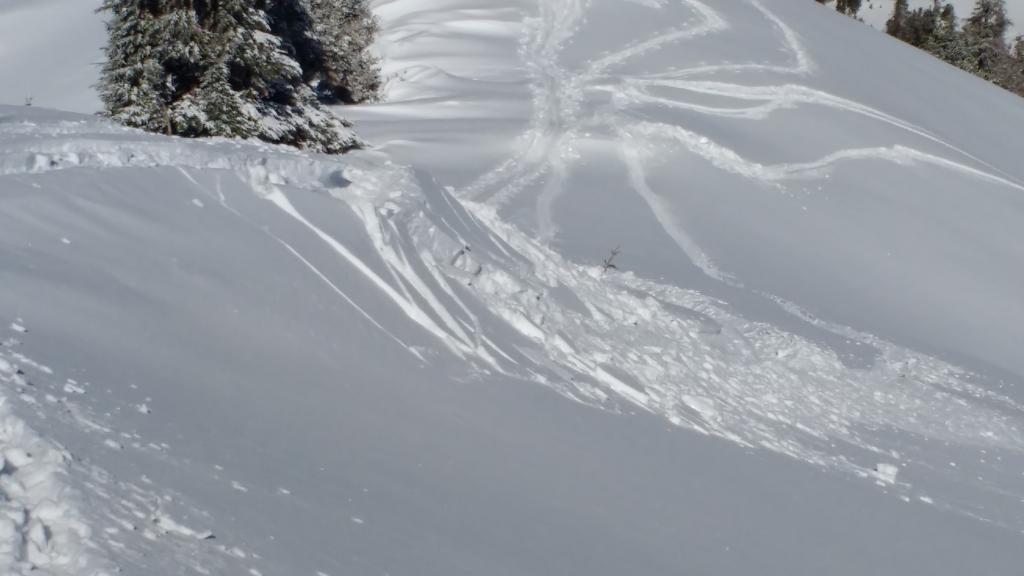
xmin=886 ymin=0 xmax=910 ymax=39
xmin=962 ymin=0 xmax=1011 ymax=77
xmin=814 ymin=0 xmax=861 ymax=18
xmin=304 ymin=0 xmax=382 ymax=103
xmin=835 ymin=0 xmax=861 ymax=17
xmin=926 ymin=3 xmax=969 ymax=67
xmin=995 ymin=36 xmax=1024 ymax=93
xmin=195 ymin=51 xmax=255 ymax=138
xmin=97 ymin=0 xmax=361 ymax=153
xmin=98 ymin=0 xmax=177 ymax=132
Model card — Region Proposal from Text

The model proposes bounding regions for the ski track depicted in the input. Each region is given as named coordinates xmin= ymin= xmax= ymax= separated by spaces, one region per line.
xmin=4 ymin=101 xmax=1024 ymax=532
xmin=3 ymin=0 xmax=1024 ymax=547
xmin=462 ymin=0 xmax=1024 ymax=242
xmin=422 ymin=0 xmax=1024 ymax=531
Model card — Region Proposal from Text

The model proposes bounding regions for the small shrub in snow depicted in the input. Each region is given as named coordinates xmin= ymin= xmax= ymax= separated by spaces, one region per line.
xmin=601 ymin=246 xmax=621 ymax=273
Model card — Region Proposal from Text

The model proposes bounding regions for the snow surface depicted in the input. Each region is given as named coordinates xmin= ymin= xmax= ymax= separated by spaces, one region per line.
xmin=2 ymin=0 xmax=1024 ymax=574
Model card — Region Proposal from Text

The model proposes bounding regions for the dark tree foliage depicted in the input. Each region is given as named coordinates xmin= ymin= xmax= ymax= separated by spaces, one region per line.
xmin=98 ymin=0 xmax=381 ymax=153
xmin=305 ymin=0 xmax=381 ymax=103
xmin=815 ymin=0 xmax=862 ymax=17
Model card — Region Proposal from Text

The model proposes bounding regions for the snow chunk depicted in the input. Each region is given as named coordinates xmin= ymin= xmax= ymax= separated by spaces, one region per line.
xmin=152 ymin=514 xmax=214 ymax=541
xmin=873 ymin=463 xmax=900 ymax=485
xmin=682 ymin=395 xmax=719 ymax=423
xmin=3 ymin=448 xmax=32 ymax=469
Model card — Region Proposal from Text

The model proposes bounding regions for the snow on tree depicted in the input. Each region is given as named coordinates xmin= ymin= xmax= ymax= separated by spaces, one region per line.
xmin=886 ymin=0 xmax=910 ymax=39
xmin=303 ymin=0 xmax=382 ymax=104
xmin=814 ymin=0 xmax=861 ymax=18
xmin=188 ymin=49 xmax=256 ymax=139
xmin=97 ymin=0 xmax=182 ymax=134
xmin=962 ymin=0 xmax=1011 ymax=77
xmin=925 ymin=3 xmax=970 ymax=69
xmin=97 ymin=0 xmax=368 ymax=153
xmin=835 ymin=0 xmax=861 ymax=17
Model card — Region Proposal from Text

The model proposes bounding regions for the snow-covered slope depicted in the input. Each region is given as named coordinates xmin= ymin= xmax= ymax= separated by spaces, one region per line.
xmin=2 ymin=0 xmax=1024 ymax=574
xmin=361 ymin=0 xmax=1024 ymax=382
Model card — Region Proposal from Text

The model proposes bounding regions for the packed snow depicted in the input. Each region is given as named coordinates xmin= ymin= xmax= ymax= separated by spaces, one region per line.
xmin=1 ymin=0 xmax=1024 ymax=574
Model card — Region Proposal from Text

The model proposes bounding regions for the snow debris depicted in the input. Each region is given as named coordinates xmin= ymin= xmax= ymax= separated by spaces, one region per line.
xmin=873 ymin=463 xmax=900 ymax=485
xmin=0 ymin=370 xmax=108 ymax=574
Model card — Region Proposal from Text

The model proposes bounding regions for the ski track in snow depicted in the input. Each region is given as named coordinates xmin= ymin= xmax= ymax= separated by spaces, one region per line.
xmin=3 ymin=0 xmax=1024 ymax=551
xmin=443 ymin=0 xmax=1024 ymax=528
xmin=462 ymin=0 xmax=1024 ymax=248
xmin=3 ymin=108 xmax=1024 ymax=533
xmin=403 ymin=0 xmax=1024 ymax=531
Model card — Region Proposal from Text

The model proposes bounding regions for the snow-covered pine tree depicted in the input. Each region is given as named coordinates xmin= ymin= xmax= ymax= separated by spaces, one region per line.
xmin=886 ymin=0 xmax=910 ymax=38
xmin=962 ymin=0 xmax=1011 ymax=78
xmin=925 ymin=3 xmax=970 ymax=68
xmin=98 ymin=0 xmax=184 ymax=134
xmin=303 ymin=0 xmax=382 ymax=104
xmin=203 ymin=0 xmax=359 ymax=152
xmin=835 ymin=0 xmax=861 ymax=17
xmin=97 ymin=0 xmax=359 ymax=153
xmin=186 ymin=48 xmax=256 ymax=138
xmin=813 ymin=0 xmax=861 ymax=18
